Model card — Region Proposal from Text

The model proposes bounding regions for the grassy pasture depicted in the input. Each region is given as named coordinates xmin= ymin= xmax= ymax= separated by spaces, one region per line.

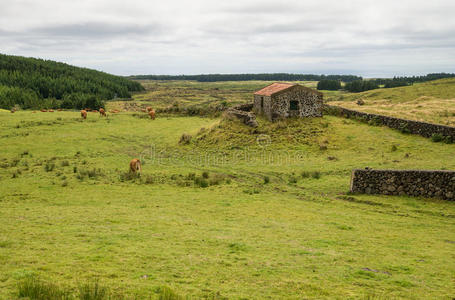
xmin=108 ymin=80 xmax=318 ymax=114
xmin=0 ymin=83 xmax=454 ymax=299
xmin=326 ymin=78 xmax=455 ymax=126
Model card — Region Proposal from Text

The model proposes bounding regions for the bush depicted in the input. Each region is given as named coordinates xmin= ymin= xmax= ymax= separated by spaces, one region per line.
xmin=288 ymin=176 xmax=298 ymax=184
xmin=44 ymin=162 xmax=55 ymax=172
xmin=60 ymin=160 xmax=70 ymax=167
xmin=179 ymin=133 xmax=192 ymax=145
xmin=144 ymin=175 xmax=154 ymax=184
xmin=431 ymin=133 xmax=443 ymax=143
xmin=194 ymin=177 xmax=209 ymax=188
xmin=311 ymin=171 xmax=321 ymax=179
xmin=391 ymin=145 xmax=398 ymax=152
xmin=202 ymin=171 xmax=209 ymax=179
xmin=264 ymin=176 xmax=270 ymax=184
xmin=301 ymin=171 xmax=310 ymax=178
xmin=119 ymin=171 xmax=139 ymax=182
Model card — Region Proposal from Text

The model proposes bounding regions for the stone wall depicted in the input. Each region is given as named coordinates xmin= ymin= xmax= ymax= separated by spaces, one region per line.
xmin=324 ymin=104 xmax=455 ymax=140
xmin=350 ymin=169 xmax=455 ymax=200
xmin=225 ymin=105 xmax=258 ymax=127
xmin=253 ymin=95 xmax=272 ymax=119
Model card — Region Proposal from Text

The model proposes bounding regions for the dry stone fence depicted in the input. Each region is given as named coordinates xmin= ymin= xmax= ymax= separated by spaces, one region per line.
xmin=324 ymin=104 xmax=455 ymax=141
xmin=350 ymin=169 xmax=455 ymax=200
xmin=224 ymin=103 xmax=258 ymax=127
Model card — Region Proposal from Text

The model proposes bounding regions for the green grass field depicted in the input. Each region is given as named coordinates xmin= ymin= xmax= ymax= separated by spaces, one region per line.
xmin=108 ymin=80 xmax=318 ymax=114
xmin=326 ymin=78 xmax=455 ymax=126
xmin=1 ymin=82 xmax=455 ymax=299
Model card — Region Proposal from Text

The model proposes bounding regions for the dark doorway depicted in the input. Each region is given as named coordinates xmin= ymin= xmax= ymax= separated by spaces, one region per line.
xmin=290 ymin=100 xmax=299 ymax=110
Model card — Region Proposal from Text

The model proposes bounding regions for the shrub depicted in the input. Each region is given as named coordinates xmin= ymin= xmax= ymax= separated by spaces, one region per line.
xmin=119 ymin=171 xmax=140 ymax=182
xmin=431 ymin=133 xmax=443 ymax=143
xmin=44 ymin=162 xmax=55 ymax=172
xmin=311 ymin=171 xmax=321 ymax=179
xmin=144 ymin=175 xmax=154 ymax=184
xmin=194 ymin=177 xmax=209 ymax=188
xmin=77 ymin=168 xmax=103 ymax=180
xmin=301 ymin=171 xmax=311 ymax=178
xmin=179 ymin=133 xmax=192 ymax=145
xmin=391 ymin=145 xmax=398 ymax=152
xmin=264 ymin=176 xmax=270 ymax=184
xmin=60 ymin=160 xmax=70 ymax=167
xmin=431 ymin=133 xmax=444 ymax=143
xmin=288 ymin=176 xmax=298 ymax=184
xmin=202 ymin=171 xmax=209 ymax=179
xmin=444 ymin=136 xmax=453 ymax=144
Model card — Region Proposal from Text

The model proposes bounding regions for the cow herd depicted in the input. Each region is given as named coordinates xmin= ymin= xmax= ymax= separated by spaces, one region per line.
xmin=8 ymin=106 xmax=155 ymax=174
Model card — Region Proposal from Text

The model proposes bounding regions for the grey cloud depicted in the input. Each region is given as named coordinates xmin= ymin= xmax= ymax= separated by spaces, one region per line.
xmin=30 ymin=22 xmax=162 ymax=39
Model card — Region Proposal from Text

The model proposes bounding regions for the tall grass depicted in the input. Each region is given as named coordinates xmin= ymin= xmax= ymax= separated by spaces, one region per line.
xmin=17 ymin=276 xmax=72 ymax=300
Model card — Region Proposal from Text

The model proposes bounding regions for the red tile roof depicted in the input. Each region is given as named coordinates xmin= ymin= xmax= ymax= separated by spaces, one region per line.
xmin=254 ymin=82 xmax=295 ymax=96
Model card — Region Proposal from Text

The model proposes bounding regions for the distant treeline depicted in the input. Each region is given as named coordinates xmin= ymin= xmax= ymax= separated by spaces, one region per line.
xmin=129 ymin=73 xmax=363 ymax=83
xmin=0 ymin=54 xmax=144 ymax=110
xmin=318 ymin=73 xmax=455 ymax=93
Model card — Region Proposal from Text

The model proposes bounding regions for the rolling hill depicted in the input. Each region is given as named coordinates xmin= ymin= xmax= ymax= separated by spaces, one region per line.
xmin=0 ymin=54 xmax=144 ymax=110
xmin=327 ymin=78 xmax=455 ymax=126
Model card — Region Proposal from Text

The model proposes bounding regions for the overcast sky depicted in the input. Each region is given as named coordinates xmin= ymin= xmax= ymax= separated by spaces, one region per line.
xmin=1 ymin=0 xmax=454 ymax=77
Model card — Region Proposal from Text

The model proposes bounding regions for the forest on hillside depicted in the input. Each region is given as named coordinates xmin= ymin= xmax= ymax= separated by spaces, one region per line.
xmin=129 ymin=73 xmax=363 ymax=82
xmin=0 ymin=54 xmax=144 ymax=110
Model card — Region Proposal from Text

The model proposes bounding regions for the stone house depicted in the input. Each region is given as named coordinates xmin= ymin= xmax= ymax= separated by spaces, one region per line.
xmin=253 ymin=83 xmax=323 ymax=121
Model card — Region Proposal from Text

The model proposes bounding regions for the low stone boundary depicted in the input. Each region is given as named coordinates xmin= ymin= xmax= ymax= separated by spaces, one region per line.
xmin=350 ymin=169 xmax=455 ymax=200
xmin=224 ymin=104 xmax=258 ymax=127
xmin=324 ymin=104 xmax=455 ymax=141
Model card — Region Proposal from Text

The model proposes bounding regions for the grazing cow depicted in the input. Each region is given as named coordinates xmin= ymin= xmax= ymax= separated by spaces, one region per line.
xmin=99 ymin=108 xmax=106 ymax=117
xmin=10 ymin=108 xmax=15 ymax=113
xmin=129 ymin=158 xmax=141 ymax=173
xmin=57 ymin=108 xmax=63 ymax=111
xmin=148 ymin=109 xmax=156 ymax=120
xmin=141 ymin=108 xmax=147 ymax=113
xmin=146 ymin=106 xmax=153 ymax=112
xmin=85 ymin=108 xmax=91 ymax=112
xmin=41 ymin=109 xmax=47 ymax=112
xmin=49 ymin=109 xmax=54 ymax=112
xmin=80 ymin=110 xmax=87 ymax=119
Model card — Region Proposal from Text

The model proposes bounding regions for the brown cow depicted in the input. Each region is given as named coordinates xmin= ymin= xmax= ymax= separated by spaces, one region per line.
xmin=99 ymin=108 xmax=106 ymax=117
xmin=57 ymin=108 xmax=63 ymax=111
xmin=141 ymin=108 xmax=147 ymax=113
xmin=41 ymin=109 xmax=47 ymax=112
xmin=148 ymin=109 xmax=156 ymax=120
xmin=81 ymin=110 xmax=87 ymax=119
xmin=146 ymin=107 xmax=153 ymax=112
xmin=129 ymin=158 xmax=141 ymax=173
xmin=10 ymin=108 xmax=15 ymax=113
xmin=49 ymin=109 xmax=54 ymax=112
